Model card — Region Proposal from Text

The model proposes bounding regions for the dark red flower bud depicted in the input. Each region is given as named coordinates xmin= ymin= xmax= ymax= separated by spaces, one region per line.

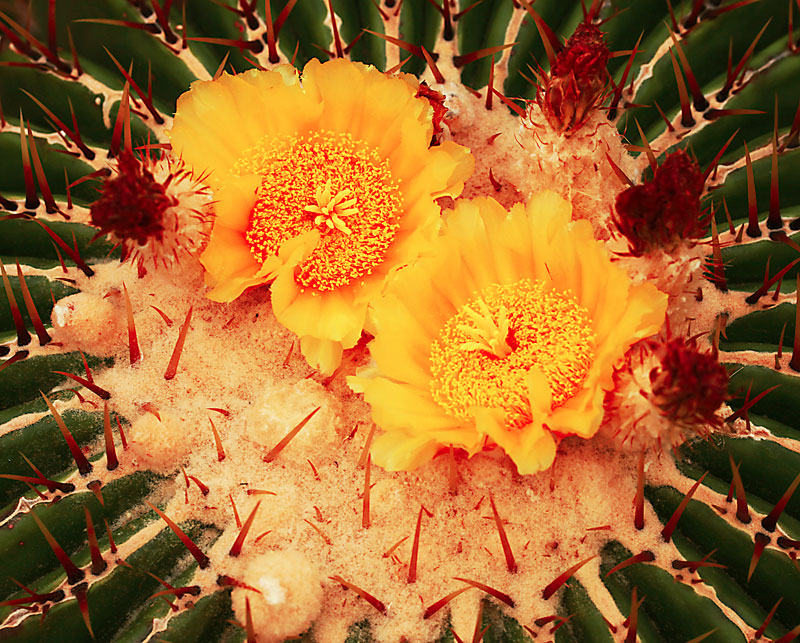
xmin=649 ymin=337 xmax=728 ymax=432
xmin=540 ymin=22 xmax=609 ymax=134
xmin=614 ymin=150 xmax=706 ymax=256
xmin=90 ymin=151 xmax=174 ymax=248
xmin=604 ymin=336 xmax=729 ymax=451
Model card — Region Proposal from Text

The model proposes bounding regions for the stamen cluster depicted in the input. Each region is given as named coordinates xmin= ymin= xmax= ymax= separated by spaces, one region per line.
xmin=430 ymin=279 xmax=595 ymax=427
xmin=239 ymin=131 xmax=401 ymax=292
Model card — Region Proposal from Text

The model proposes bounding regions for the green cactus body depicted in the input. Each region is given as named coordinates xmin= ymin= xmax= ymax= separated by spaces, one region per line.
xmin=0 ymin=1 xmax=799 ymax=642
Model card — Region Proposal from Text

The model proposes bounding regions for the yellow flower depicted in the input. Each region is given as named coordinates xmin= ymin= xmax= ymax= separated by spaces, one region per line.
xmin=351 ymin=193 xmax=668 ymax=474
xmin=169 ymin=59 xmax=473 ymax=374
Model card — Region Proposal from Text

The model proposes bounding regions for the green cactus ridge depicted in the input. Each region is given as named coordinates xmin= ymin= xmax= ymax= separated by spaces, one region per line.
xmin=0 ymin=1 xmax=799 ymax=642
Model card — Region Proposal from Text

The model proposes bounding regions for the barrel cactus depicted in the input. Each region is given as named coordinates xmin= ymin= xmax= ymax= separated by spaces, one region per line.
xmin=1 ymin=0 xmax=799 ymax=642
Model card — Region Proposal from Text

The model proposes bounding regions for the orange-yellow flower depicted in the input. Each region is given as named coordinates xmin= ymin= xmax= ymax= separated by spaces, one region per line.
xmin=351 ymin=193 xmax=668 ymax=474
xmin=169 ymin=59 xmax=473 ymax=374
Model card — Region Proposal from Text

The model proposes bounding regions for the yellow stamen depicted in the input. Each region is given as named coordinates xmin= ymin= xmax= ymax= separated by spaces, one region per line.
xmin=430 ymin=279 xmax=595 ymax=426
xmin=235 ymin=132 xmax=401 ymax=292
xmin=457 ymin=299 xmax=512 ymax=358
xmin=303 ymin=179 xmax=358 ymax=235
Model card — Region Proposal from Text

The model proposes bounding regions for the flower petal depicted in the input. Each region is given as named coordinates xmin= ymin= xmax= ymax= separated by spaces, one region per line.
xmin=358 ymin=376 xmax=461 ymax=433
xmin=200 ymin=174 xmax=279 ymax=302
xmin=475 ymin=407 xmax=557 ymax=476
xmin=300 ymin=58 xmax=428 ymax=151
xmin=370 ymin=430 xmax=441 ymax=472
xmin=299 ymin=335 xmax=343 ymax=376
xmin=170 ymin=68 xmax=322 ymax=187
xmin=271 ymin=268 xmax=366 ymax=347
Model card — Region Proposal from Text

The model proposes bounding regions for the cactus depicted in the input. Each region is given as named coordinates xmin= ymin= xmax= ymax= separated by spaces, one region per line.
xmin=1 ymin=1 xmax=800 ymax=642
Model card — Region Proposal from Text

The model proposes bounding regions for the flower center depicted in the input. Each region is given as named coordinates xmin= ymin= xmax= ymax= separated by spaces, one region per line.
xmin=236 ymin=132 xmax=402 ymax=291
xmin=429 ymin=279 xmax=596 ymax=426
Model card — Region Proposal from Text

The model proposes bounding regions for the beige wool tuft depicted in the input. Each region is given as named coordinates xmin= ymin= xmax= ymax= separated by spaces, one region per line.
xmin=128 ymin=412 xmax=197 ymax=472
xmin=230 ymin=550 xmax=324 ymax=641
xmin=51 ymin=291 xmax=125 ymax=356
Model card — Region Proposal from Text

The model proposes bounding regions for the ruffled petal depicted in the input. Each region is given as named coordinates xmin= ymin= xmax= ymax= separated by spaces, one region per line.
xmin=271 ymin=268 xmax=366 ymax=347
xmin=300 ymin=59 xmax=429 ymax=154
xmin=357 ymin=376 xmax=460 ymax=433
xmin=170 ymin=68 xmax=322 ymax=188
xmin=370 ymin=430 xmax=441 ymax=472
xmin=366 ymin=292 xmax=437 ymax=389
xmin=299 ymin=335 xmax=343 ymax=377
xmin=475 ymin=407 xmax=557 ymax=476
xmin=200 ymin=174 xmax=278 ymax=302
xmin=205 ymin=257 xmax=277 ymax=303
xmin=547 ymin=386 xmax=605 ymax=439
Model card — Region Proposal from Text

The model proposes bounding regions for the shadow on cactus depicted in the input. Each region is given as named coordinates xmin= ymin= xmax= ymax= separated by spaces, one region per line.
xmin=1 ymin=1 xmax=799 ymax=642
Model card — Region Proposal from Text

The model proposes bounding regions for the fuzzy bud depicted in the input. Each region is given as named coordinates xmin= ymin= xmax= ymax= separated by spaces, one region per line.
xmin=91 ymin=151 xmax=173 ymax=247
xmin=90 ymin=152 xmax=212 ymax=271
xmin=649 ymin=338 xmax=729 ymax=430
xmin=604 ymin=338 xmax=729 ymax=451
xmin=540 ymin=22 xmax=609 ymax=134
xmin=614 ymin=150 xmax=706 ymax=256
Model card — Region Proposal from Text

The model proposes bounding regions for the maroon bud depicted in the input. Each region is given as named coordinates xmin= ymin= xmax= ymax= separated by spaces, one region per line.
xmin=614 ymin=150 xmax=706 ymax=256
xmin=539 ymin=22 xmax=609 ymax=134
xmin=90 ymin=151 xmax=174 ymax=248
xmin=649 ymin=337 xmax=728 ymax=431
